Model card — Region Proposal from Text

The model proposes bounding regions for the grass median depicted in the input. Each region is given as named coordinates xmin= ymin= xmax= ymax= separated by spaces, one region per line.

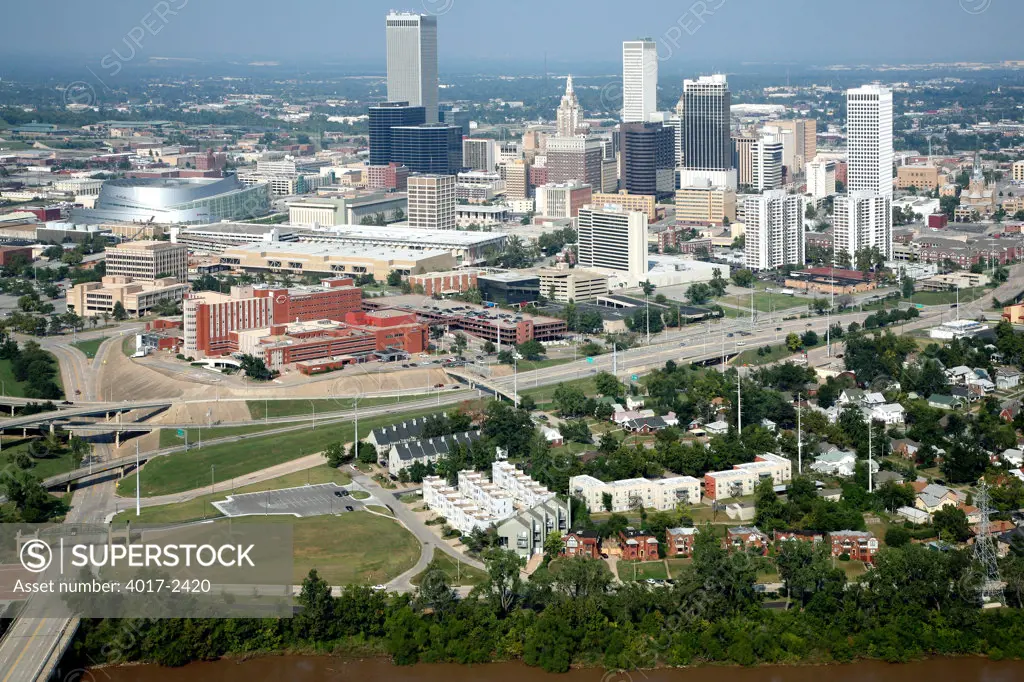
xmin=157 ymin=423 xmax=281 ymax=449
xmin=247 ymin=393 xmax=434 ymax=420
xmin=71 ymin=337 xmax=107 ymax=359
xmin=119 ymin=406 xmax=442 ymax=498
xmin=410 ymin=548 xmax=488 ymax=587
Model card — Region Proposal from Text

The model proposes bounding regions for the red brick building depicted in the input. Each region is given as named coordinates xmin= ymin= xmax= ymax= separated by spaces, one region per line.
xmin=618 ymin=528 xmax=659 ymax=561
xmin=0 ymin=246 xmax=33 ymax=266
xmin=254 ymin=278 xmax=362 ymax=323
xmin=830 ymin=530 xmax=878 ymax=564
xmin=561 ymin=530 xmax=601 ymax=559
xmin=24 ymin=206 xmax=62 ymax=222
xmin=665 ymin=527 xmax=698 ymax=557
xmin=366 ymin=163 xmax=410 ymax=191
xmin=528 ymin=165 xmax=548 ymax=195
xmin=726 ymin=526 xmax=769 ymax=554
xmin=774 ymin=530 xmax=824 ymax=546
xmin=407 ymin=270 xmax=481 ymax=296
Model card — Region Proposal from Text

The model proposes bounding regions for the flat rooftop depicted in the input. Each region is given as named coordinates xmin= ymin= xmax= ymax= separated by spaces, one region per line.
xmin=226 ymin=242 xmax=450 ymax=261
xmin=380 ymin=294 xmax=563 ymax=326
xmin=183 ymin=222 xmax=299 ymax=236
xmin=296 ymin=225 xmax=507 ymax=246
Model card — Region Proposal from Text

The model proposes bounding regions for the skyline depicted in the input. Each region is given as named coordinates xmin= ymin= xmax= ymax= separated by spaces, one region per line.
xmin=0 ymin=0 xmax=1021 ymax=75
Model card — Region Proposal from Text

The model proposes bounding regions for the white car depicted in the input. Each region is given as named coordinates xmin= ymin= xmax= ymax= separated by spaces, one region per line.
xmin=371 ymin=584 xmax=387 ymax=591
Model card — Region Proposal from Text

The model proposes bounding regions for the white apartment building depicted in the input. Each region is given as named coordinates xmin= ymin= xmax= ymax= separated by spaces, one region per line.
xmin=463 ymin=138 xmax=497 ymax=173
xmin=386 ymin=12 xmax=439 ymax=123
xmin=407 ymin=174 xmax=456 ymax=230
xmin=834 ymin=190 xmax=893 ymax=259
xmin=535 ymin=180 xmax=591 ymax=219
xmin=744 ymin=190 xmax=805 ymax=271
xmin=492 ymin=461 xmax=555 ymax=508
xmin=577 ymin=205 xmax=648 ymax=285
xmin=704 ymin=453 xmax=792 ymax=501
xmin=622 ymin=40 xmax=658 ymax=123
xmin=806 ymin=159 xmax=837 ymax=199
xmin=570 ymin=475 xmax=701 ymax=513
xmin=751 ymin=131 xmax=784 ymax=192
xmin=846 ymin=84 xmax=894 ymax=196
xmin=105 ymin=240 xmax=188 ymax=283
xmin=422 ymin=475 xmax=495 ymax=533
xmin=535 ymin=267 xmax=609 ymax=302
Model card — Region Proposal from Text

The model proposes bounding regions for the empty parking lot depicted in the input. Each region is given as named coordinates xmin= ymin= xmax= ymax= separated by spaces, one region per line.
xmin=213 ymin=483 xmax=366 ymax=518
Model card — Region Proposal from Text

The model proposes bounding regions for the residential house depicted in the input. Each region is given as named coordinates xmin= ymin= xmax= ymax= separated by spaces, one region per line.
xmin=540 ymin=426 xmax=563 ymax=446
xmin=1002 ymin=448 xmax=1024 ymax=468
xmin=891 ymin=438 xmax=921 ymax=460
xmin=618 ymin=527 xmax=659 ymax=561
xmin=837 ymin=388 xmax=865 ymax=406
xmin=625 ymin=396 xmax=646 ymax=410
xmin=862 ymin=392 xmax=886 ymax=407
xmin=624 ymin=415 xmax=670 ymax=433
xmin=368 ymin=417 xmax=427 ymax=455
xmin=945 ymin=365 xmax=975 ymax=386
xmin=561 ymin=529 xmax=601 ymax=559
xmin=726 ymin=526 xmax=769 ymax=554
xmin=897 ymin=506 xmax=931 ymax=525
xmin=666 ymin=527 xmax=699 ymax=557
xmin=830 ymin=530 xmax=879 ymax=563
xmin=705 ymin=420 xmax=729 ymax=436
xmin=997 ymin=526 xmax=1024 ymax=557
xmin=871 ymin=403 xmax=906 ymax=425
xmin=874 ymin=470 xmax=905 ymax=486
xmin=913 ymin=481 xmax=960 ymax=514
xmin=996 ymin=367 xmax=1021 ymax=390
xmin=1000 ymin=399 xmax=1021 ymax=422
xmin=928 ymin=394 xmax=962 ymax=410
xmin=387 ymin=430 xmax=481 ymax=477
xmin=760 ymin=418 xmax=777 ymax=432
xmin=612 ymin=408 xmax=655 ymax=426
xmin=774 ymin=530 xmax=824 ymax=545
xmin=811 ymin=449 xmax=858 ymax=477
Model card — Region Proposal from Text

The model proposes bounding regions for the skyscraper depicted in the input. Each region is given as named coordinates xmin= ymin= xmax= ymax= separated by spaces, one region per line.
xmin=846 ymin=84 xmax=893 ymax=195
xmin=546 ymin=136 xmax=604 ymax=187
xmin=773 ymin=119 xmax=817 ymax=175
xmin=622 ymin=40 xmax=657 ymax=123
xmin=556 ymin=75 xmax=585 ymax=137
xmin=619 ymin=122 xmax=675 ymax=200
xmin=369 ymin=102 xmax=426 ymax=166
xmin=834 ymin=191 xmax=892 ymax=260
xmin=390 ymin=124 xmax=463 ymax=175
xmin=751 ymin=130 xmax=784 ymax=192
xmin=680 ymin=74 xmax=735 ymax=189
xmin=744 ymin=190 xmax=805 ymax=271
xmin=577 ymin=206 xmax=648 ymax=284
xmin=463 ymin=138 xmax=497 ymax=172
xmin=408 ymin=174 xmax=456 ymax=230
xmin=386 ymin=12 xmax=439 ymax=123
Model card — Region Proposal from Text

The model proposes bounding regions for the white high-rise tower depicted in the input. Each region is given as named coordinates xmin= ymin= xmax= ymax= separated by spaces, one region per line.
xmin=744 ymin=190 xmax=805 ymax=271
xmin=622 ymin=40 xmax=657 ymax=123
xmin=556 ymin=75 xmax=585 ymax=137
xmin=841 ymin=84 xmax=894 ymax=258
xmin=386 ymin=12 xmax=439 ymax=124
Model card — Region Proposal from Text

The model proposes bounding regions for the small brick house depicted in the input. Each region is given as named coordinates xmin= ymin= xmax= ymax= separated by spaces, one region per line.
xmin=774 ymin=530 xmax=824 ymax=546
xmin=618 ymin=527 xmax=659 ymax=561
xmin=561 ymin=529 xmax=601 ymax=559
xmin=726 ymin=526 xmax=769 ymax=554
xmin=666 ymin=527 xmax=698 ymax=557
xmin=830 ymin=530 xmax=879 ymax=564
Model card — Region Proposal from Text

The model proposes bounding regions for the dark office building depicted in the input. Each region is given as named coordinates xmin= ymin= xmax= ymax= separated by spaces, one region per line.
xmin=368 ymin=102 xmax=426 ymax=166
xmin=390 ymin=124 xmax=464 ymax=175
xmin=619 ymin=122 xmax=675 ymax=200
xmin=478 ymin=273 xmax=540 ymax=306
xmin=441 ymin=106 xmax=472 ymax=137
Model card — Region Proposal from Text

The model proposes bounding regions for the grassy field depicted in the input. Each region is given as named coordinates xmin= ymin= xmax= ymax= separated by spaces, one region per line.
xmin=350 ymin=490 xmax=370 ymax=500
xmin=733 ymin=344 xmax=797 ymax=366
xmin=619 ymin=560 xmax=669 ymax=582
xmin=71 ymin=337 xmax=108 ymax=359
xmin=0 ymin=355 xmax=63 ymax=398
xmin=232 ymin=512 xmax=420 ymax=585
xmin=510 ymin=357 xmax=573 ymax=372
xmin=157 ymin=423 xmax=281 ymax=449
xmin=0 ymin=436 xmax=83 ymax=480
xmin=665 ymin=557 xmax=692 ymax=577
xmin=121 ymin=335 xmax=137 ymax=357
xmin=410 ymin=549 xmax=489 ymax=587
xmin=910 ymin=287 xmax=986 ymax=306
xmin=521 ymin=376 xmax=597 ymax=406
xmin=122 ymin=464 xmax=353 ymax=525
xmin=247 ymin=394 xmax=430 ymax=420
xmin=720 ymin=292 xmax=806 ymax=313
xmin=118 ymin=406 xmax=442 ymax=498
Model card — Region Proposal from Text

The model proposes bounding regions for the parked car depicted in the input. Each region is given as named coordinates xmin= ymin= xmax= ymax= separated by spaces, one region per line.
xmin=345 ymin=505 xmax=354 ymax=512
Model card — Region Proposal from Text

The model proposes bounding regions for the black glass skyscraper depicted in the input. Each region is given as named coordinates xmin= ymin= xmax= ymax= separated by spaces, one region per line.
xmin=368 ymin=102 xmax=426 ymax=166
xmin=391 ymin=124 xmax=464 ymax=175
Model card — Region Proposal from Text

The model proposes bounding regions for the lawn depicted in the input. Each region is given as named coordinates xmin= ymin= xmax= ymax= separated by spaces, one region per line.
xmin=510 ymin=357 xmax=573 ymax=372
xmin=123 ymin=464 xmax=352 ymax=525
xmin=733 ymin=344 xmax=796 ymax=366
xmin=0 ymin=436 xmax=83 ymax=480
xmin=521 ymin=376 xmax=597 ymax=406
xmin=231 ymin=512 xmax=420 ymax=585
xmin=157 ymin=423 xmax=280 ymax=449
xmin=665 ymin=557 xmax=692 ymax=577
xmin=247 ymin=394 xmax=427 ymax=420
xmin=619 ymin=560 xmax=669 ymax=582
xmin=720 ymin=292 xmax=806 ymax=313
xmin=118 ymin=406 xmax=442 ymax=498
xmin=910 ymin=287 xmax=986 ymax=306
xmin=410 ymin=549 xmax=489 ymax=587
xmin=0 ymin=355 xmax=63 ymax=398
xmin=71 ymin=337 xmax=108 ymax=359
xmin=121 ymin=335 xmax=137 ymax=357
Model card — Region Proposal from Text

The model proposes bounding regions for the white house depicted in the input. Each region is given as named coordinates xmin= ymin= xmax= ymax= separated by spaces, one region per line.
xmin=871 ymin=403 xmax=906 ymax=425
xmin=996 ymin=368 xmax=1021 ymax=390
xmin=1001 ymin=448 xmax=1024 ymax=468
xmin=705 ymin=420 xmax=729 ymax=436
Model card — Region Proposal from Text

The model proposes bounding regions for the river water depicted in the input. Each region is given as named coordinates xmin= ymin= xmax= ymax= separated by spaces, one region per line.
xmin=89 ymin=656 xmax=1024 ymax=682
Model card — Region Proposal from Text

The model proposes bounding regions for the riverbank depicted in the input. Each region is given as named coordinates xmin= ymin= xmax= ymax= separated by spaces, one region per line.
xmin=87 ymin=655 xmax=1024 ymax=682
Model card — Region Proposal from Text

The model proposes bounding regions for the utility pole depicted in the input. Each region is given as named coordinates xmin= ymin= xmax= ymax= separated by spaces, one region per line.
xmin=736 ymin=373 xmax=742 ymax=435
xmin=135 ymin=441 xmax=140 ymax=517
xmin=797 ymin=393 xmax=802 ymax=475
xmin=868 ymin=419 xmax=874 ymax=494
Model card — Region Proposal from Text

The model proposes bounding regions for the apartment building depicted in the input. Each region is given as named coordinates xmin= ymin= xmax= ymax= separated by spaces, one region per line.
xmin=576 ymin=205 xmax=648 ymax=284
xmin=570 ymin=474 xmax=701 ymax=513
xmin=830 ymin=530 xmax=879 ymax=564
xmin=407 ymin=174 xmax=456 ymax=230
xmin=591 ymin=190 xmax=657 ymax=221
xmin=703 ymin=452 xmax=792 ymax=501
xmin=105 ymin=240 xmax=188 ymax=283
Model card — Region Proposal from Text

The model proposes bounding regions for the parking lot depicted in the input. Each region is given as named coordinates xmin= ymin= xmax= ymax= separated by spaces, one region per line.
xmin=212 ymin=483 xmax=366 ymax=518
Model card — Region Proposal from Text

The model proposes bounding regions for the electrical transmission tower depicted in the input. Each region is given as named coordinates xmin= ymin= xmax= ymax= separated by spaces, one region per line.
xmin=973 ymin=481 xmax=1004 ymax=606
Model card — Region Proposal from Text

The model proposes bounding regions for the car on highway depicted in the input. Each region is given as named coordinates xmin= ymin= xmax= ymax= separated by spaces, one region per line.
xmin=727 ymin=333 xmax=734 ymax=338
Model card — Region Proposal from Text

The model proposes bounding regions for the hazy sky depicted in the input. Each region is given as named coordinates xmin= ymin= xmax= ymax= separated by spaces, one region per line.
xmin=1 ymin=0 xmax=1021 ymax=72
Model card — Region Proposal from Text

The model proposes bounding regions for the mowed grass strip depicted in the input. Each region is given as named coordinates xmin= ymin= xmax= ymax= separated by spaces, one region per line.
xmin=71 ymin=337 xmax=107 ymax=359
xmin=247 ymin=393 xmax=431 ymax=420
xmin=157 ymin=423 xmax=280 ymax=449
xmin=231 ymin=512 xmax=420 ymax=585
xmin=119 ymin=406 xmax=441 ymax=498
xmin=410 ymin=548 xmax=489 ymax=587
xmin=122 ymin=465 xmax=352 ymax=525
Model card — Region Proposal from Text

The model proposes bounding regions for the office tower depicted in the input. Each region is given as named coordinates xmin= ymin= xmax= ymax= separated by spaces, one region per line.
xmin=763 ymin=124 xmax=795 ymax=178
xmin=463 ymin=138 xmax=497 ymax=172
xmin=650 ymin=111 xmax=683 ymax=167
xmin=390 ymin=124 xmax=463 ymax=174
xmin=680 ymin=74 xmax=735 ymax=189
xmin=369 ymin=102 xmax=426 ymax=166
xmin=498 ymin=142 xmax=523 ymax=165
xmin=675 ymin=181 xmax=736 ymax=226
xmin=546 ymin=136 xmax=604 ymax=187
xmin=744 ymin=190 xmax=805 ymax=271
xmin=751 ymin=131 xmax=784 ymax=192
xmin=407 ymin=174 xmax=456 ymax=230
xmin=732 ymin=135 xmax=756 ymax=187
xmin=535 ymin=181 xmax=592 ymax=219
xmin=106 ymin=241 xmax=188 ymax=282
xmin=577 ymin=206 xmax=648 ymax=283
xmin=773 ymin=119 xmax=817 ymax=174
xmin=556 ymin=75 xmax=585 ymax=137
xmin=806 ymin=159 xmax=836 ymax=199
xmin=503 ymin=159 xmax=529 ymax=200
xmin=619 ymin=122 xmax=675 ymax=200
xmin=622 ymin=40 xmax=657 ymax=123
xmin=386 ymin=12 xmax=439 ymax=123
xmin=366 ymin=162 xmax=411 ymax=192
xmin=441 ymin=106 xmax=471 ymax=136
xmin=846 ymin=84 xmax=894 ymax=196
xmin=834 ymin=191 xmax=892 ymax=260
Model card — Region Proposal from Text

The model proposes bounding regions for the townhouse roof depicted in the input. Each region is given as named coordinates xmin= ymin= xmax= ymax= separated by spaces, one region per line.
xmin=392 ymin=430 xmax=481 ymax=462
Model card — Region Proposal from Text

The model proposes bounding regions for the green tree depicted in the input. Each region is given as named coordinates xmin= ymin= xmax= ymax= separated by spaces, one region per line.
xmin=111 ymin=301 xmax=128 ymax=321
xmin=932 ymin=506 xmax=971 ymax=543
xmin=785 ymin=332 xmax=803 ymax=352
xmin=295 ymin=568 xmax=336 ymax=641
xmin=516 ymin=339 xmax=545 ymax=361
xmin=685 ymin=283 xmax=712 ymax=305
xmin=730 ymin=268 xmax=754 ymax=288
xmin=593 ymin=371 xmax=624 ymax=398
xmin=386 ymin=270 xmax=403 ymax=286
xmin=754 ymin=476 xmax=785 ymax=530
